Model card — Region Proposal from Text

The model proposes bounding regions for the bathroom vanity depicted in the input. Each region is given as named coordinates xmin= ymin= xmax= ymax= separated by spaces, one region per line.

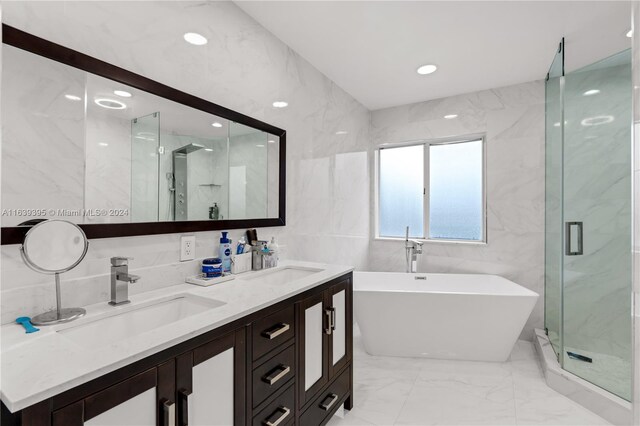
xmin=0 ymin=263 xmax=353 ymax=426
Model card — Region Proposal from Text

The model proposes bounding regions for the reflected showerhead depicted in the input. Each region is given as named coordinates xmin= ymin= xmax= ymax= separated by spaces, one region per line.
xmin=172 ymin=143 xmax=204 ymax=155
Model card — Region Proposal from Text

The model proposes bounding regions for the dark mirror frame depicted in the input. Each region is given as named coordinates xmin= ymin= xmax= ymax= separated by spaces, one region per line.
xmin=0 ymin=25 xmax=286 ymax=245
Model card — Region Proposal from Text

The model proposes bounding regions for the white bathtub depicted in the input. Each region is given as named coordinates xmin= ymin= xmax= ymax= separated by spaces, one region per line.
xmin=354 ymin=272 xmax=538 ymax=362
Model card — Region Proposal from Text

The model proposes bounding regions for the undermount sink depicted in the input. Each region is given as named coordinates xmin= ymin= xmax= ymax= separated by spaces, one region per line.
xmin=239 ymin=266 xmax=323 ymax=286
xmin=57 ymin=294 xmax=225 ymax=348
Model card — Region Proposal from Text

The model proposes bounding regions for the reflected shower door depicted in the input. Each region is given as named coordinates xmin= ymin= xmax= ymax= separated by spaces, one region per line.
xmin=131 ymin=112 xmax=160 ymax=222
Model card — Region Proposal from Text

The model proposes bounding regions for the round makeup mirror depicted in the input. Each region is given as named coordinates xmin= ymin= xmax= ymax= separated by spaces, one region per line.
xmin=20 ymin=220 xmax=89 ymax=325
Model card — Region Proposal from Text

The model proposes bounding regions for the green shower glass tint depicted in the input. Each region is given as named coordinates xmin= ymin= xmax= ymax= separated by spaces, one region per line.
xmin=544 ymin=46 xmax=632 ymax=401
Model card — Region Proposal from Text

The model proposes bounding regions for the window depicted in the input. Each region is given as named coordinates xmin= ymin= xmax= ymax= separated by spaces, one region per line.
xmin=377 ymin=137 xmax=485 ymax=242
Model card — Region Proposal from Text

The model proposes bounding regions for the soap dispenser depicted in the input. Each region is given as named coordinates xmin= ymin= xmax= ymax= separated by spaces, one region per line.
xmin=267 ymin=237 xmax=279 ymax=268
xmin=219 ymin=231 xmax=232 ymax=272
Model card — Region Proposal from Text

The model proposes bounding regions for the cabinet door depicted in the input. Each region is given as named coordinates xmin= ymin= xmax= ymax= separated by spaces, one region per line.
xmin=328 ymin=279 xmax=352 ymax=379
xmin=52 ymin=362 xmax=175 ymax=426
xmin=175 ymin=329 xmax=246 ymax=426
xmin=297 ymin=292 xmax=329 ymax=407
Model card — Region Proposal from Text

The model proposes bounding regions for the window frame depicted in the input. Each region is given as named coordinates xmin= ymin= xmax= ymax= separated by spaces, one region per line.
xmin=374 ymin=134 xmax=487 ymax=244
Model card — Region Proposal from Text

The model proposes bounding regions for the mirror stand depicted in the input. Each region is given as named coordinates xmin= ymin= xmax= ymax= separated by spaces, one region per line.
xmin=31 ymin=273 xmax=86 ymax=325
xmin=20 ymin=219 xmax=89 ymax=326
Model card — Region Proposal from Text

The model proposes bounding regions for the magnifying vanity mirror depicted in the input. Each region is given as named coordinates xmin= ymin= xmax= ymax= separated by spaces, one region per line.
xmin=1 ymin=25 xmax=286 ymax=244
xmin=20 ymin=220 xmax=89 ymax=325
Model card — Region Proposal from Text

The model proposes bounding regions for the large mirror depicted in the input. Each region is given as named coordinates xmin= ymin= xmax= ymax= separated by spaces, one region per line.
xmin=1 ymin=26 xmax=285 ymax=243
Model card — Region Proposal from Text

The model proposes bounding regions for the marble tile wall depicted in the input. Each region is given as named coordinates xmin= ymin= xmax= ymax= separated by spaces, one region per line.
xmin=632 ymin=1 xmax=639 ymax=423
xmin=0 ymin=2 xmax=557 ymax=346
xmin=185 ymin=137 xmax=226 ymax=222
xmin=84 ymin=98 xmax=132 ymax=224
xmin=1 ymin=45 xmax=86 ymax=226
xmin=228 ymin=131 xmax=269 ymax=219
xmin=369 ymin=81 xmax=546 ymax=340
xmin=0 ymin=1 xmax=371 ymax=324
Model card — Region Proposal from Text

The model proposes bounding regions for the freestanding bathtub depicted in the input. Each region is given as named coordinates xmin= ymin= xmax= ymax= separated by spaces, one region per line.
xmin=354 ymin=272 xmax=538 ymax=362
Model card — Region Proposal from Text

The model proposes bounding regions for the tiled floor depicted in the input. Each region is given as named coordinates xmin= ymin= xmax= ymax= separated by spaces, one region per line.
xmin=327 ymin=328 xmax=610 ymax=426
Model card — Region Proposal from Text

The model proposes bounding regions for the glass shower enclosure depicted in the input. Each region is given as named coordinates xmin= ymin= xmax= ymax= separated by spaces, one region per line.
xmin=544 ymin=40 xmax=633 ymax=401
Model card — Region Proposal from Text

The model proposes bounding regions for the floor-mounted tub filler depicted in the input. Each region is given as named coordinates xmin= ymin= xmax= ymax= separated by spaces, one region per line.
xmin=354 ymin=272 xmax=538 ymax=362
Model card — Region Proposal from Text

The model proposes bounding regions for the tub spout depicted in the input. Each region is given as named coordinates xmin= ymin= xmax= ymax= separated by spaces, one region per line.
xmin=405 ymin=226 xmax=423 ymax=273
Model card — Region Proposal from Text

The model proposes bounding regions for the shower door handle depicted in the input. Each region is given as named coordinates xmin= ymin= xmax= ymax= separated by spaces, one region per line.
xmin=565 ymin=222 xmax=583 ymax=256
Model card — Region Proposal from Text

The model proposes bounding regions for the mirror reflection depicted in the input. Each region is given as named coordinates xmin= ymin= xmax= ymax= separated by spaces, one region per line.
xmin=1 ymin=45 xmax=280 ymax=225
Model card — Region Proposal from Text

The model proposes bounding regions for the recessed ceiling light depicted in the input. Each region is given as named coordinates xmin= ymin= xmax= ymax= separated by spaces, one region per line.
xmin=553 ymin=122 xmax=560 ymax=127
xmin=64 ymin=94 xmax=82 ymax=101
xmin=211 ymin=122 xmax=223 ymax=128
xmin=256 ymin=144 xmax=265 ymax=148
xmin=444 ymin=114 xmax=458 ymax=119
xmin=183 ymin=32 xmax=207 ymax=45
xmin=583 ymin=89 xmax=600 ymax=96
xmin=417 ymin=64 xmax=437 ymax=75
xmin=113 ymin=90 xmax=132 ymax=98
xmin=581 ymin=115 xmax=614 ymax=126
xmin=94 ymin=98 xmax=127 ymax=110
xmin=98 ymin=142 xmax=109 ymax=147
xmin=268 ymin=139 xmax=276 ymax=144
xmin=336 ymin=130 xmax=348 ymax=135
xmin=204 ymin=148 xmax=213 ymax=152
xmin=626 ymin=29 xmax=633 ymax=38
xmin=272 ymin=101 xmax=288 ymax=108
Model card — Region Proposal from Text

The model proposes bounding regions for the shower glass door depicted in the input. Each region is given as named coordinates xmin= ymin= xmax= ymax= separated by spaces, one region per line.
xmin=545 ymin=45 xmax=633 ymax=401
xmin=561 ymin=50 xmax=632 ymax=401
xmin=131 ymin=112 xmax=160 ymax=222
xmin=544 ymin=40 xmax=564 ymax=357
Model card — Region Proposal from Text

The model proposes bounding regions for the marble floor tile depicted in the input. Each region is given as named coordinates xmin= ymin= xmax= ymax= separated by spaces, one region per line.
xmin=327 ymin=330 xmax=610 ymax=426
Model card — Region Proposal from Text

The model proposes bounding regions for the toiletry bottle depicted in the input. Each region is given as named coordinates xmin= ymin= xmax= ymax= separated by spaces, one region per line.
xmin=236 ymin=237 xmax=246 ymax=255
xmin=219 ymin=231 xmax=232 ymax=272
xmin=267 ymin=237 xmax=279 ymax=267
xmin=212 ymin=203 xmax=219 ymax=220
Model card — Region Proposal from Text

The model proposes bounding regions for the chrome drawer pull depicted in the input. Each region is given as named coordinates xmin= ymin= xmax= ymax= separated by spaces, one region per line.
xmin=320 ymin=393 xmax=339 ymax=411
xmin=162 ymin=399 xmax=175 ymax=426
xmin=330 ymin=307 xmax=336 ymax=331
xmin=324 ymin=308 xmax=334 ymax=335
xmin=262 ymin=364 xmax=291 ymax=385
xmin=263 ymin=406 xmax=291 ymax=426
xmin=262 ymin=323 xmax=290 ymax=340
xmin=178 ymin=388 xmax=191 ymax=426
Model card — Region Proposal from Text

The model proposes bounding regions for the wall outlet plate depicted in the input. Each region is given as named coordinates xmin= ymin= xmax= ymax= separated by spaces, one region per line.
xmin=180 ymin=235 xmax=196 ymax=261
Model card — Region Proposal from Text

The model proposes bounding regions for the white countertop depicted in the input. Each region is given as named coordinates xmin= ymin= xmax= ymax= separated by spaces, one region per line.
xmin=0 ymin=260 xmax=353 ymax=412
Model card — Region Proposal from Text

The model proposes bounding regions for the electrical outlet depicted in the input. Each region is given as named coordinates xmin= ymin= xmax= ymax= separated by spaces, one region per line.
xmin=180 ymin=235 xmax=196 ymax=261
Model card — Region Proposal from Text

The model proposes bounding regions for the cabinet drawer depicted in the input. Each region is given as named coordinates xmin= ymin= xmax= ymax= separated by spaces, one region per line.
xmin=300 ymin=366 xmax=350 ymax=426
xmin=252 ymin=305 xmax=295 ymax=360
xmin=253 ymin=344 xmax=296 ymax=408
xmin=252 ymin=384 xmax=295 ymax=426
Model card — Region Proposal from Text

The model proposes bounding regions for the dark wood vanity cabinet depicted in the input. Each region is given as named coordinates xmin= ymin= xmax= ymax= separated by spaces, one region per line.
xmin=46 ymin=330 xmax=246 ymax=426
xmin=175 ymin=330 xmax=247 ymax=426
xmin=51 ymin=361 xmax=176 ymax=426
xmin=298 ymin=278 xmax=353 ymax=421
xmin=1 ymin=272 xmax=353 ymax=426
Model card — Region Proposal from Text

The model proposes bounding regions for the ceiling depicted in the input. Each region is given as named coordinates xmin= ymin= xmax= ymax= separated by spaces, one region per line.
xmin=237 ymin=1 xmax=632 ymax=110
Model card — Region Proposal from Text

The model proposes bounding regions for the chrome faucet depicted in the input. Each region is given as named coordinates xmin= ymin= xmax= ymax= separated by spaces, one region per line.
xmin=405 ymin=226 xmax=423 ymax=273
xmin=109 ymin=257 xmax=140 ymax=306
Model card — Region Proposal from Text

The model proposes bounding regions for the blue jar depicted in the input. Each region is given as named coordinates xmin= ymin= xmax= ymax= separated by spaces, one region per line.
xmin=202 ymin=258 xmax=223 ymax=278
